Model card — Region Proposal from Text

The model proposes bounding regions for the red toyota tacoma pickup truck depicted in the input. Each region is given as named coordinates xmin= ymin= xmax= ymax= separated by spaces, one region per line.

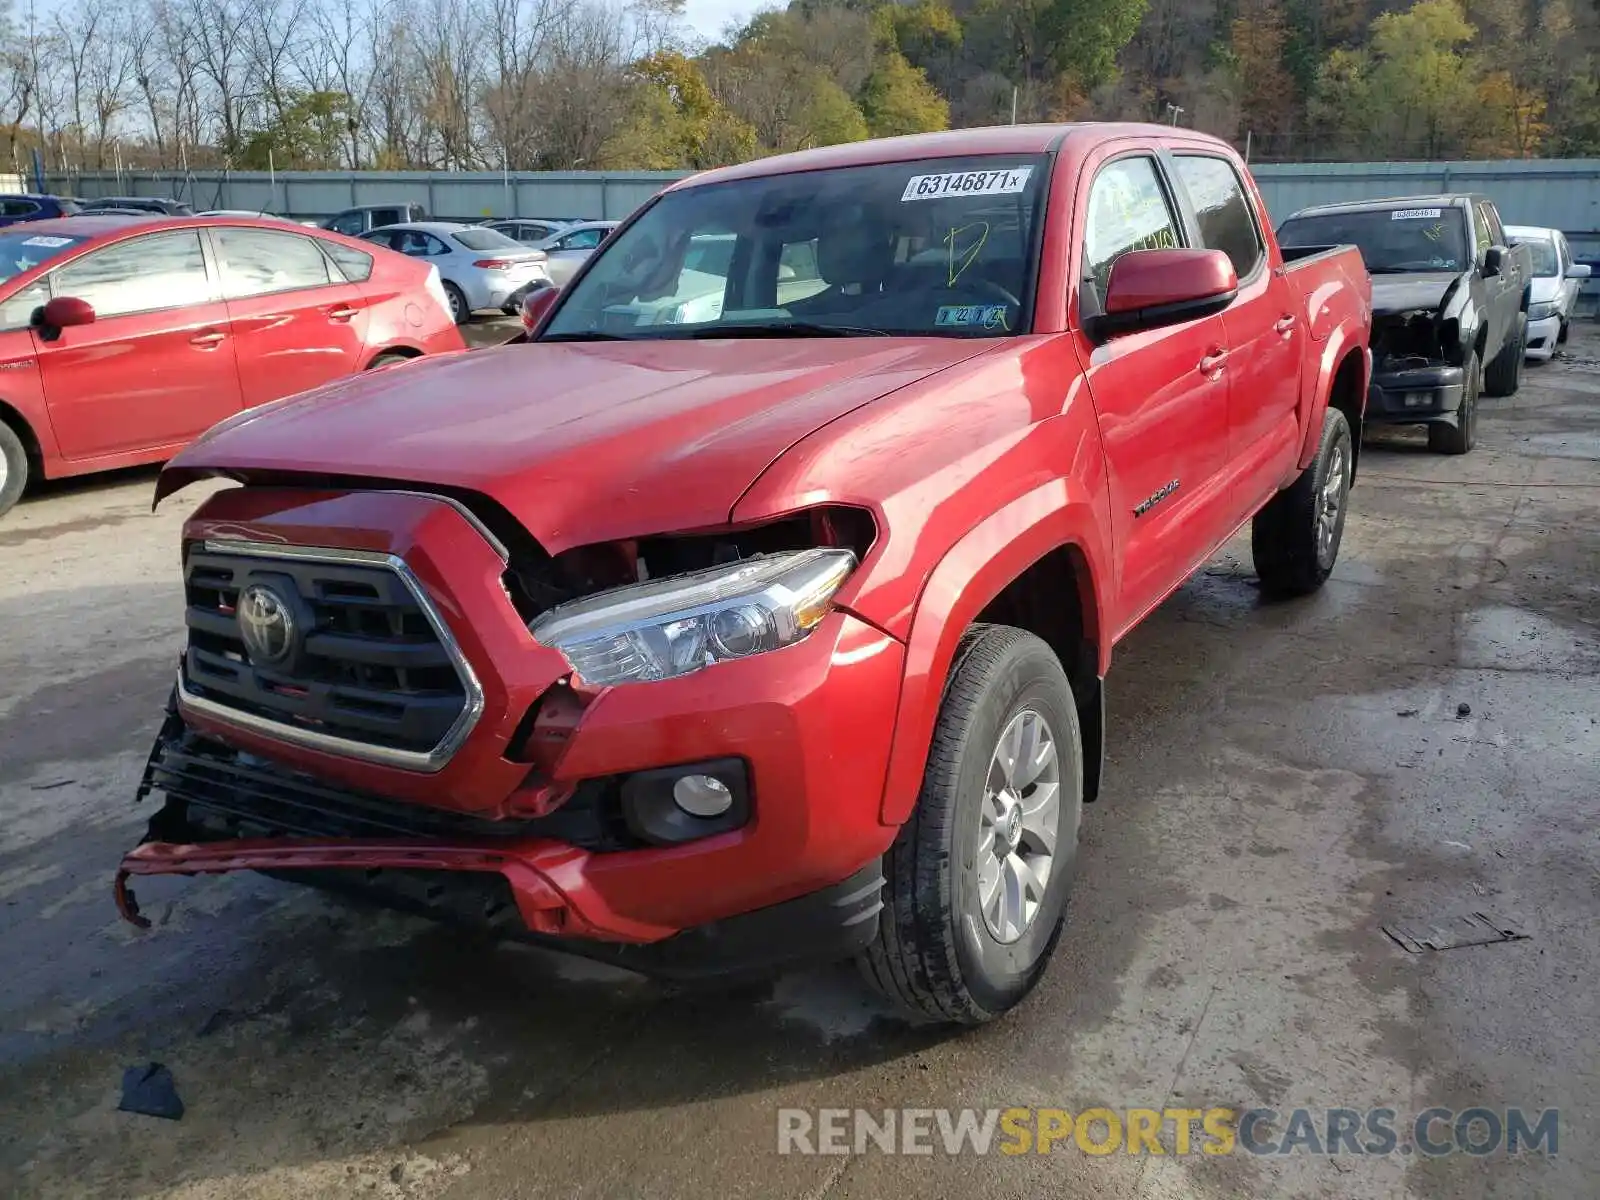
xmin=121 ymin=125 xmax=1370 ymax=1024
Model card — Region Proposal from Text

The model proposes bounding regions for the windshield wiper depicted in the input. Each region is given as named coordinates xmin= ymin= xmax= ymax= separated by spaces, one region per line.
xmin=683 ymin=322 xmax=891 ymax=339
xmin=539 ymin=330 xmax=636 ymax=342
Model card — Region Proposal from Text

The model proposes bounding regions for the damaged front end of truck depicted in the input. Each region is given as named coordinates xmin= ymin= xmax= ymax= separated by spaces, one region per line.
xmin=1365 ymin=274 xmax=1472 ymax=427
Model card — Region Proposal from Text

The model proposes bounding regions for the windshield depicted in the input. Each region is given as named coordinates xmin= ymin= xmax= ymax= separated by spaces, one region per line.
xmin=542 ymin=154 xmax=1051 ymax=340
xmin=1278 ymin=207 xmax=1468 ymax=273
xmin=452 ymin=228 xmax=523 ymax=252
xmin=1512 ymin=238 xmax=1559 ymax=277
xmin=0 ymin=231 xmax=87 ymax=282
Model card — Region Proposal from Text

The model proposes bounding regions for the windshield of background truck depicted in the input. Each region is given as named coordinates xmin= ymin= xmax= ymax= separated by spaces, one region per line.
xmin=541 ymin=154 xmax=1051 ymax=339
xmin=1512 ymin=238 xmax=1559 ymax=277
xmin=1278 ymin=207 xmax=1469 ymax=274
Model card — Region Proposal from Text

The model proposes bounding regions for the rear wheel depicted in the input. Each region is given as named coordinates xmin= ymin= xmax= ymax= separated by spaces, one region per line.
xmin=859 ymin=625 xmax=1082 ymax=1024
xmin=1428 ymin=351 xmax=1479 ymax=455
xmin=1484 ymin=315 xmax=1525 ymax=397
xmin=1252 ymin=407 xmax=1353 ymax=597
xmin=0 ymin=421 xmax=28 ymax=518
xmin=366 ymin=351 xmax=412 ymax=370
xmin=443 ymin=282 xmax=469 ymax=326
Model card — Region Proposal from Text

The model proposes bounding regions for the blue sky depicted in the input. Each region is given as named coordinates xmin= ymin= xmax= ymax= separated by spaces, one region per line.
xmin=682 ymin=0 xmax=762 ymax=42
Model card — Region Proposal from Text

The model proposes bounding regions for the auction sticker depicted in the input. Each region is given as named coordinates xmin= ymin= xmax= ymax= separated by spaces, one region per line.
xmin=21 ymin=235 xmax=73 ymax=247
xmin=903 ymin=167 xmax=1032 ymax=202
xmin=1391 ymin=208 xmax=1442 ymax=220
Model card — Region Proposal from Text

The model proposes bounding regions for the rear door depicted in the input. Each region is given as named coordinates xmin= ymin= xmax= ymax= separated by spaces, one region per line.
xmin=1070 ymin=149 xmax=1234 ymax=633
xmin=34 ymin=229 xmax=243 ymax=460
xmin=1472 ymin=201 xmax=1513 ymax=355
xmin=1169 ymin=151 xmax=1302 ymax=519
xmin=211 ymin=225 xmax=369 ymax=407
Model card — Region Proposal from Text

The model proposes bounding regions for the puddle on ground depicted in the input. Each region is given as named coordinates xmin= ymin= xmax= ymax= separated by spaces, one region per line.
xmin=1457 ymin=605 xmax=1600 ymax=673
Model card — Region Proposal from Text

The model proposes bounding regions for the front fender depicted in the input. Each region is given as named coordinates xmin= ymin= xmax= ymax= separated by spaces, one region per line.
xmin=876 ymin=478 xmax=1110 ymax=825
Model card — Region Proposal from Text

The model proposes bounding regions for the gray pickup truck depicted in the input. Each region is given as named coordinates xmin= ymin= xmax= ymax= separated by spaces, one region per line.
xmin=1278 ymin=194 xmax=1531 ymax=455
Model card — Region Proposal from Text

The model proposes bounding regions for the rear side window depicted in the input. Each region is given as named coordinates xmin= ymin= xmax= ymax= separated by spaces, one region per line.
xmin=52 ymin=231 xmax=212 ymax=317
xmin=2 ymin=199 xmax=39 ymax=217
xmin=214 ymin=227 xmax=334 ymax=298
xmin=1173 ymin=155 xmax=1263 ymax=279
xmin=323 ymin=241 xmax=374 ymax=282
xmin=1081 ymin=156 xmax=1183 ymax=316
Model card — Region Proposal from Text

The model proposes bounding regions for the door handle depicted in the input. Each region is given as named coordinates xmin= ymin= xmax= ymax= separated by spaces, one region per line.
xmin=1199 ymin=349 xmax=1229 ymax=375
xmin=327 ymin=306 xmax=359 ymax=321
xmin=190 ymin=330 xmax=225 ymax=347
xmin=1274 ymin=314 xmax=1296 ymax=335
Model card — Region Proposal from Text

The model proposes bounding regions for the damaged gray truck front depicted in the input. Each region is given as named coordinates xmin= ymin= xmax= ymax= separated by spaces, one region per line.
xmin=1278 ymin=193 xmax=1530 ymax=455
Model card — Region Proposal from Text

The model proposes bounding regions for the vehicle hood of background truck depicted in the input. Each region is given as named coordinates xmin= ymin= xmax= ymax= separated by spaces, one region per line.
xmin=1369 ymin=271 xmax=1462 ymax=316
xmin=158 ymin=337 xmax=993 ymax=552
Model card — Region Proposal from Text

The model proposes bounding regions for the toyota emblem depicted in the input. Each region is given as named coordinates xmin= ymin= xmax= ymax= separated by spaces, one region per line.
xmin=237 ymin=583 xmax=296 ymax=666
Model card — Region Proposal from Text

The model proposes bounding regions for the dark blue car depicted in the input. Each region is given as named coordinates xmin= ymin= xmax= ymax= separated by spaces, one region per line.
xmin=0 ymin=194 xmax=82 ymax=225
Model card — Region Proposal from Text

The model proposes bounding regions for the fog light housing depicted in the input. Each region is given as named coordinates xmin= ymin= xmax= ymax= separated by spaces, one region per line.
xmin=1403 ymin=391 xmax=1433 ymax=408
xmin=619 ymin=758 xmax=751 ymax=845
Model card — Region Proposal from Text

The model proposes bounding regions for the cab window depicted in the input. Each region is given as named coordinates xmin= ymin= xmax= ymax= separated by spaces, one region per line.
xmin=1081 ymin=156 xmax=1183 ymax=319
xmin=327 ymin=211 xmax=365 ymax=236
xmin=1173 ymin=155 xmax=1263 ymax=280
xmin=51 ymin=231 xmax=212 ymax=317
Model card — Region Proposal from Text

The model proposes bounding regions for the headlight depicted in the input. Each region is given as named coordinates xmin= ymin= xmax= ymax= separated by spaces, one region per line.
xmin=530 ymin=548 xmax=856 ymax=685
xmin=1527 ymin=301 xmax=1557 ymax=322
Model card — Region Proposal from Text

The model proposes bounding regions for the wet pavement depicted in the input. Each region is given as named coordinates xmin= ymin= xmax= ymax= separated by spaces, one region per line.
xmin=2 ymin=324 xmax=1597 ymax=1199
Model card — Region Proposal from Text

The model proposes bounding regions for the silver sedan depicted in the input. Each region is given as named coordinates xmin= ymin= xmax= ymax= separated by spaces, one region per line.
xmin=358 ymin=221 xmax=551 ymax=323
xmin=530 ymin=221 xmax=618 ymax=287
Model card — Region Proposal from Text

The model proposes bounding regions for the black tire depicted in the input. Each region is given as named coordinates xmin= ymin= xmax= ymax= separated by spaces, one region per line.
xmin=0 ymin=420 xmax=28 ymax=518
xmin=443 ymin=282 xmax=469 ymax=326
xmin=859 ymin=624 xmax=1082 ymax=1025
xmin=366 ymin=351 xmax=411 ymax=370
xmin=1252 ymin=406 xmax=1353 ymax=597
xmin=1557 ymin=320 xmax=1569 ymax=347
xmin=1483 ymin=314 xmax=1525 ymax=397
xmin=1428 ymin=351 xmax=1479 ymax=456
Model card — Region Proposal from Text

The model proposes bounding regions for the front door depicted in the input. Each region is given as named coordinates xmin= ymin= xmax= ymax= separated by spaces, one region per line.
xmin=211 ymin=225 xmax=369 ymax=408
xmin=34 ymin=229 xmax=244 ymax=461
xmin=1071 ymin=151 xmax=1234 ymax=636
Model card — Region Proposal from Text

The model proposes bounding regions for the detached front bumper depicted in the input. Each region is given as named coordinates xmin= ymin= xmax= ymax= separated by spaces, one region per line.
xmin=1367 ymin=361 xmax=1465 ymax=425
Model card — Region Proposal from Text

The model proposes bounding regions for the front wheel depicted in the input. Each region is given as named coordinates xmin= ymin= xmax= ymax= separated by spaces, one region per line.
xmin=1252 ymin=407 xmax=1354 ymax=597
xmin=0 ymin=421 xmax=28 ymax=518
xmin=1428 ymin=351 xmax=1479 ymax=455
xmin=859 ymin=625 xmax=1082 ymax=1024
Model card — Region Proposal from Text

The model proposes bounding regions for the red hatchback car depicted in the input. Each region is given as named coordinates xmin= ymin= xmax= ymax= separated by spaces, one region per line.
xmin=0 ymin=215 xmax=466 ymax=516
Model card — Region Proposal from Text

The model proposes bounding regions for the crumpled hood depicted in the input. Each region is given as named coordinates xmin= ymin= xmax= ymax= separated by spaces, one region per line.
xmin=161 ymin=337 xmax=992 ymax=552
xmin=1370 ymin=271 xmax=1462 ymax=317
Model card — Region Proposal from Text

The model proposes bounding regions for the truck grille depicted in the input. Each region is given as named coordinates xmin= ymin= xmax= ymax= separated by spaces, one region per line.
xmin=179 ymin=542 xmax=481 ymax=770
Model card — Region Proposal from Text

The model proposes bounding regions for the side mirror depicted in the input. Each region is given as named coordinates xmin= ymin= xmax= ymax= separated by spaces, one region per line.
xmin=33 ymin=295 xmax=96 ymax=340
xmin=1086 ymin=249 xmax=1239 ymax=342
xmin=1567 ymin=263 xmax=1592 ymax=280
xmin=519 ymin=283 xmax=559 ymax=333
xmin=1483 ymin=246 xmax=1505 ymax=277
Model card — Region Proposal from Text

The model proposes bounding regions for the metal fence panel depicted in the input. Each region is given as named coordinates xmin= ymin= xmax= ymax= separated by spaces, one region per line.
xmin=52 ymin=158 xmax=1600 ymax=264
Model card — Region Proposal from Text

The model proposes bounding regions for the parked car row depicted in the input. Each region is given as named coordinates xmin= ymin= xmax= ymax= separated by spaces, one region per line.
xmin=0 ymin=213 xmax=464 ymax=517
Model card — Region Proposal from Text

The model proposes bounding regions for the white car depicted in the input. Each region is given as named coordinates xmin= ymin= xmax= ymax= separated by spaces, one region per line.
xmin=358 ymin=221 xmax=550 ymax=323
xmin=1506 ymin=224 xmax=1590 ymax=360
xmin=531 ymin=221 xmax=619 ymax=287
